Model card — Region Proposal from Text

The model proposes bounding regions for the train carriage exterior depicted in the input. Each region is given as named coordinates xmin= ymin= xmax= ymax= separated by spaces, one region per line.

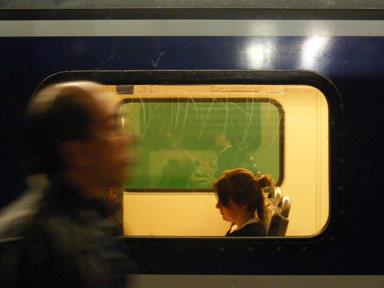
xmin=0 ymin=1 xmax=383 ymax=287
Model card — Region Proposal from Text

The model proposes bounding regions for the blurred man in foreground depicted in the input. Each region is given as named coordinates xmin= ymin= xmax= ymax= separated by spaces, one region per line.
xmin=0 ymin=81 xmax=136 ymax=287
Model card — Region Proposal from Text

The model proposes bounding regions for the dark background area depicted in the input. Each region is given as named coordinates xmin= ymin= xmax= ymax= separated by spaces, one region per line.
xmin=1 ymin=35 xmax=383 ymax=274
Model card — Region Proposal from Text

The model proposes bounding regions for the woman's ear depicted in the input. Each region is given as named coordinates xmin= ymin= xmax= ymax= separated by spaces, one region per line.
xmin=239 ymin=203 xmax=249 ymax=212
xmin=230 ymin=200 xmax=248 ymax=213
xmin=228 ymin=199 xmax=245 ymax=211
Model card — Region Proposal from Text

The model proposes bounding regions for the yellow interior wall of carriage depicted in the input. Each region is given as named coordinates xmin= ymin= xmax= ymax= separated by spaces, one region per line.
xmin=117 ymin=85 xmax=329 ymax=237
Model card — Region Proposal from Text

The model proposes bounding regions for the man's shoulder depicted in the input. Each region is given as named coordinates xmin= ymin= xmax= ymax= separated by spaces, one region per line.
xmin=0 ymin=175 xmax=49 ymax=240
xmin=0 ymin=190 xmax=44 ymax=240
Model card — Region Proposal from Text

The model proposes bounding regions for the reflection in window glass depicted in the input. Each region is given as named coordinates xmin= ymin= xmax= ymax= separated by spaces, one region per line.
xmin=120 ymin=99 xmax=282 ymax=190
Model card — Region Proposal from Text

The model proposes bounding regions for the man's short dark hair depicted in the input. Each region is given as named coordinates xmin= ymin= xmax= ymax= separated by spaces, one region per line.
xmin=25 ymin=82 xmax=102 ymax=176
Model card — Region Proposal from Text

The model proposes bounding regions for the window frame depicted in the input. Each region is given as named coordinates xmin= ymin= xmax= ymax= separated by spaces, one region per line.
xmin=40 ymin=70 xmax=343 ymax=262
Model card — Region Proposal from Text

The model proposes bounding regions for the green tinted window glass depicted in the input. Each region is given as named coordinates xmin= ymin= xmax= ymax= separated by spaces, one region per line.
xmin=120 ymin=98 xmax=282 ymax=190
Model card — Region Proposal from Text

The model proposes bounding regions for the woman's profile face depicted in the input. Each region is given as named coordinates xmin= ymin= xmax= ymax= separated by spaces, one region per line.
xmin=215 ymin=199 xmax=242 ymax=223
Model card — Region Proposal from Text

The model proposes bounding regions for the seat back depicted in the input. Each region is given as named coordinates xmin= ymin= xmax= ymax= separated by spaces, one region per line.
xmin=267 ymin=214 xmax=289 ymax=236
xmin=266 ymin=189 xmax=291 ymax=236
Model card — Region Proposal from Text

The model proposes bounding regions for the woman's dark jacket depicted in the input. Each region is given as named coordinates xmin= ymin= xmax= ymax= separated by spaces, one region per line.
xmin=226 ymin=221 xmax=266 ymax=237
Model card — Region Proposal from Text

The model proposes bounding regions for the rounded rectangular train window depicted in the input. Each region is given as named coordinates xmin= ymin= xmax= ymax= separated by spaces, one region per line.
xmin=118 ymin=84 xmax=329 ymax=237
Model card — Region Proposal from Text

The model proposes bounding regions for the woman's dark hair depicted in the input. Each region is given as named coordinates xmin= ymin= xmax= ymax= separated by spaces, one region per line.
xmin=255 ymin=173 xmax=275 ymax=199
xmin=214 ymin=168 xmax=274 ymax=221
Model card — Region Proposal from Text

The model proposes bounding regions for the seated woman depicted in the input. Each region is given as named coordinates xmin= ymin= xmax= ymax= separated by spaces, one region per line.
xmin=214 ymin=168 xmax=271 ymax=236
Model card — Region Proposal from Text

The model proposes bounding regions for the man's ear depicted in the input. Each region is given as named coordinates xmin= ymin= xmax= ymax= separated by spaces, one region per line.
xmin=59 ymin=141 xmax=89 ymax=168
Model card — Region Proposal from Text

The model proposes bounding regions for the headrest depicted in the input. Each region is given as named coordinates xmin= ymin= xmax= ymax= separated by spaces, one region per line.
xmin=280 ymin=196 xmax=291 ymax=218
xmin=274 ymin=187 xmax=282 ymax=206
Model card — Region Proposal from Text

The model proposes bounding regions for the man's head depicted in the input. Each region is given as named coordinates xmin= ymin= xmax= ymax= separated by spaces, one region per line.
xmin=26 ymin=81 xmax=134 ymax=193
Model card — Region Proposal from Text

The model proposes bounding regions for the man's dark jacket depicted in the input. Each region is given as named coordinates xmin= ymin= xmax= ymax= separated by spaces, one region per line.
xmin=0 ymin=176 xmax=135 ymax=288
